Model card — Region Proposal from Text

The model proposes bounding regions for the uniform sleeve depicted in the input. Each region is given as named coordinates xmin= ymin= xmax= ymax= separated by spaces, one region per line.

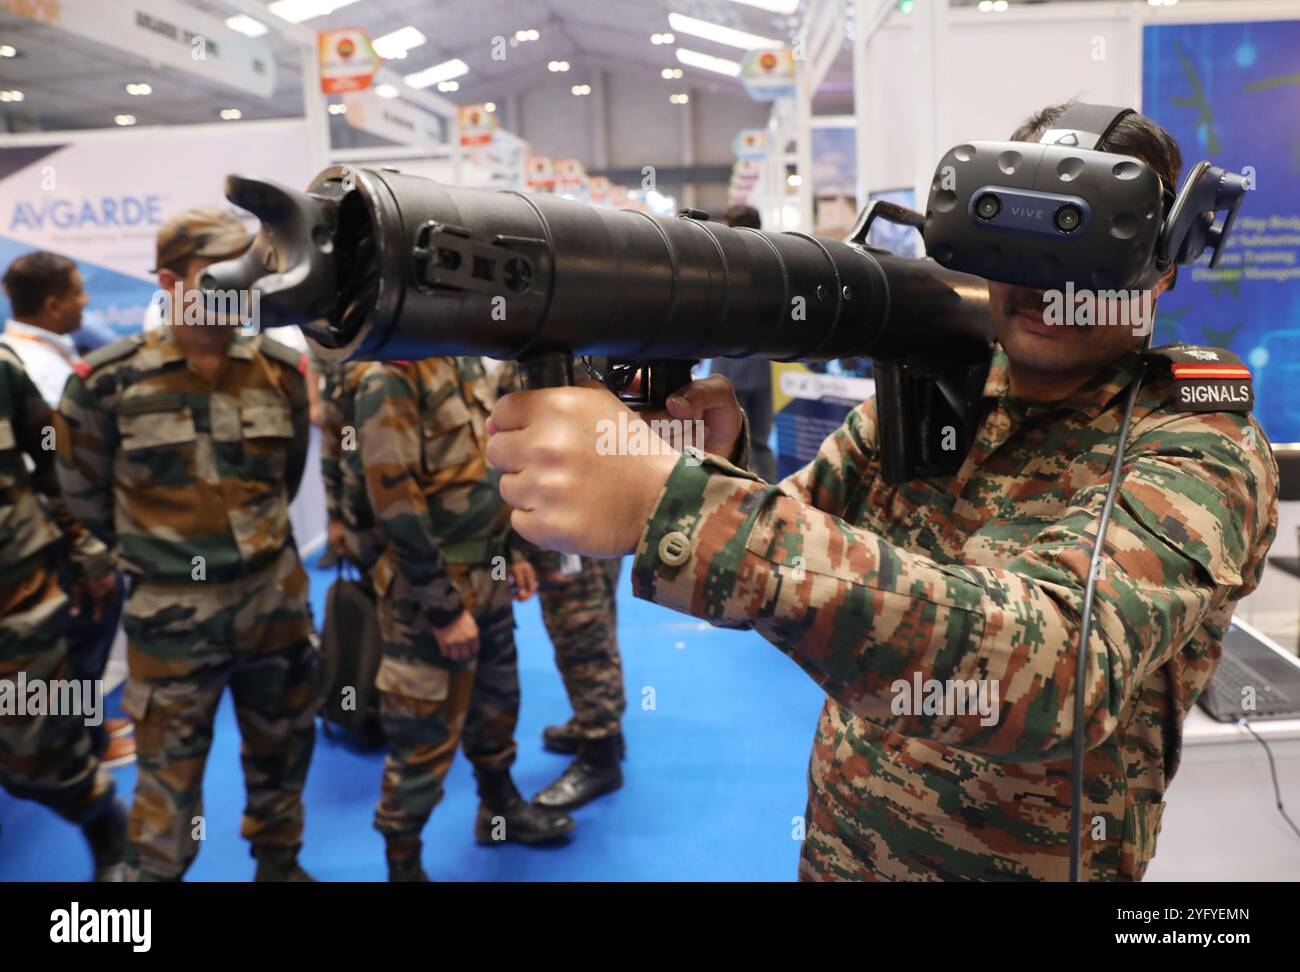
xmin=491 ymin=360 xmax=519 ymax=401
xmin=8 ymin=363 xmax=112 ymax=580
xmin=356 ymin=364 xmax=463 ymax=628
xmin=56 ymin=372 xmax=118 ymax=557
xmin=775 ymin=397 xmax=881 ymax=508
xmin=632 ymin=407 xmax=1277 ymax=763
xmin=284 ymin=368 xmax=309 ymax=503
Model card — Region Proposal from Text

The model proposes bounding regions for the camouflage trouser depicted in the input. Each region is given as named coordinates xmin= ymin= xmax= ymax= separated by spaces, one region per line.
xmin=119 ymin=546 xmax=318 ymax=880
xmin=372 ymin=561 xmax=519 ymax=838
xmin=530 ymin=550 xmax=625 ymax=740
xmin=0 ymin=556 xmax=116 ymax=824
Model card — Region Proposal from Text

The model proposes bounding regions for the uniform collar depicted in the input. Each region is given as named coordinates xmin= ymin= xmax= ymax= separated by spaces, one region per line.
xmin=982 ymin=341 xmax=1145 ymax=420
xmin=4 ymin=318 xmax=78 ymax=357
xmin=153 ymin=324 xmax=255 ymax=362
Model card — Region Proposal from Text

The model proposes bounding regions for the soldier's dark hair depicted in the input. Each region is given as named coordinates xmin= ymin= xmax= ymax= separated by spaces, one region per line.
xmin=722 ymin=204 xmax=762 ymax=230
xmin=1011 ymin=102 xmax=1183 ymax=196
xmin=2 ymin=251 xmax=78 ymax=317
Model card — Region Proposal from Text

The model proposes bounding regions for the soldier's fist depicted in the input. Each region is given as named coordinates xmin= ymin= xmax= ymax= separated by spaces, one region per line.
xmin=435 ymin=609 xmax=479 ymax=661
xmin=486 ymin=386 xmax=679 ymax=557
xmin=659 ymin=374 xmax=746 ymax=464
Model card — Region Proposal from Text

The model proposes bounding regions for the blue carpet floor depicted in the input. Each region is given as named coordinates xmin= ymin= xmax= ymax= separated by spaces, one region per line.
xmin=0 ymin=553 xmax=826 ymax=881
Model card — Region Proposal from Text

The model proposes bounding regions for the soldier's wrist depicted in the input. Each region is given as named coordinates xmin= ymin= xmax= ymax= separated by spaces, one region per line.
xmin=428 ymin=600 xmax=465 ymax=630
xmin=632 ymin=447 xmax=763 ymax=609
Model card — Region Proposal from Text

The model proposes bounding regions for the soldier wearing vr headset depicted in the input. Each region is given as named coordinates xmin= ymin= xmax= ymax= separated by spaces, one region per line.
xmin=486 ymin=102 xmax=1279 ymax=881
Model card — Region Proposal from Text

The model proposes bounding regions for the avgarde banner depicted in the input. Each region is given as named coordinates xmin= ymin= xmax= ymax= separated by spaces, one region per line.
xmin=0 ymin=120 xmax=312 ymax=337
xmin=2 ymin=0 xmax=277 ymax=98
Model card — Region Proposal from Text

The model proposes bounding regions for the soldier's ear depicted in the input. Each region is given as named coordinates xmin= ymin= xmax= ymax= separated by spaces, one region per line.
xmin=1150 ymin=265 xmax=1176 ymax=301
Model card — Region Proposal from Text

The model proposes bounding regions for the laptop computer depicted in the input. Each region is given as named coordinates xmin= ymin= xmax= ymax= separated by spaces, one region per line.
xmin=1198 ymin=616 xmax=1300 ymax=722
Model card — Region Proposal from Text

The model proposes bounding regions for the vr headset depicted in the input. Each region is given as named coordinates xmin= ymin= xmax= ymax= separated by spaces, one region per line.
xmin=922 ymin=103 xmax=1248 ymax=291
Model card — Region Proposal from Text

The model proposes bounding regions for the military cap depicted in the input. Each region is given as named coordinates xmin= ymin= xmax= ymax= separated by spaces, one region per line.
xmin=152 ymin=206 xmax=253 ymax=273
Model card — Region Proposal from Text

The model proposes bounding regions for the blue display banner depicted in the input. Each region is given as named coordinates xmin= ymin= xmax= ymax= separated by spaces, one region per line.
xmin=1143 ymin=19 xmax=1300 ymax=444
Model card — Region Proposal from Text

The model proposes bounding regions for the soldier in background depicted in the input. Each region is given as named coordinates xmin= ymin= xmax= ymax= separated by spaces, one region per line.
xmin=57 ymin=208 xmax=318 ymax=882
xmin=492 ymin=360 xmax=626 ymax=810
xmin=0 ymin=340 xmax=126 ymax=879
xmin=312 ymin=353 xmax=344 ymax=569
xmin=319 ymin=359 xmax=383 ymax=573
xmin=357 ymin=355 xmax=574 ymax=881
xmin=2 ymin=253 xmax=133 ymax=769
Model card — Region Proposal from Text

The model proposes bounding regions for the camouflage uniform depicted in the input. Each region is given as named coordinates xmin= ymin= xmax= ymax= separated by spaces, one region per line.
xmin=0 ymin=342 xmax=117 ymax=824
xmin=531 ymin=551 xmax=625 ymax=740
xmin=355 ymin=356 xmax=522 ymax=840
xmin=633 ymin=343 xmax=1278 ymax=881
xmin=319 ymin=360 xmax=383 ymax=571
xmin=57 ymin=326 xmax=318 ymax=880
xmin=492 ymin=361 xmax=626 ymax=741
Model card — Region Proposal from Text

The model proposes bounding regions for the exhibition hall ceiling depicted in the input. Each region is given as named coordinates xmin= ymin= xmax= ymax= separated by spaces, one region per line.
xmin=0 ymin=0 xmax=1221 ymax=132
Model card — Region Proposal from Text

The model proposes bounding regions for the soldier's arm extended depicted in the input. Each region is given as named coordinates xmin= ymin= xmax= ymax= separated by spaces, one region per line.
xmin=318 ymin=368 xmax=345 ymax=524
xmin=56 ymin=373 xmax=119 ymax=554
xmin=7 ymin=363 xmax=112 ymax=580
xmin=285 ymin=367 xmax=309 ymax=503
xmin=356 ymin=363 xmax=464 ymax=627
xmin=633 ymin=406 xmax=1277 ymax=763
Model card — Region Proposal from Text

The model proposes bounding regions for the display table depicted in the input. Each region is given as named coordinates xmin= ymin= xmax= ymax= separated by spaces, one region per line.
xmin=1146 ymin=703 xmax=1300 ymax=880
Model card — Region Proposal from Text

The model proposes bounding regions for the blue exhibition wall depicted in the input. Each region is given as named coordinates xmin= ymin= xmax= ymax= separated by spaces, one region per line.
xmin=1144 ymin=19 xmax=1300 ymax=444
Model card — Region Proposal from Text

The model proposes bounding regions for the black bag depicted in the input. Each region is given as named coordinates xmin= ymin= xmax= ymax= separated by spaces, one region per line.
xmin=316 ymin=560 xmax=386 ymax=749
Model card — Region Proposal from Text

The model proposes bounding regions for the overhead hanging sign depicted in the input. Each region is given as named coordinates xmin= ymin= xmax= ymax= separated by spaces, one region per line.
xmin=458 ymin=104 xmax=497 ymax=147
xmin=730 ymin=158 xmax=763 ymax=189
xmin=728 ymin=158 xmax=765 ymax=206
xmin=588 ymin=176 xmax=611 ymax=205
xmin=3 ymin=0 xmax=277 ymax=98
xmin=555 ymin=158 xmax=587 ymax=198
xmin=342 ymin=89 xmax=442 ymax=146
xmin=740 ymin=48 xmax=796 ymax=102
xmin=319 ymin=28 xmax=381 ymax=94
xmin=732 ymin=128 xmax=768 ymax=159
xmin=527 ymin=156 xmax=556 ymax=191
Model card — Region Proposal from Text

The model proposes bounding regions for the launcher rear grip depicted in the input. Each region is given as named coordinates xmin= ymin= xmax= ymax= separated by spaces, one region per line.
xmin=519 ymin=353 xmax=698 ymax=412
xmin=875 ymin=353 xmax=991 ymax=484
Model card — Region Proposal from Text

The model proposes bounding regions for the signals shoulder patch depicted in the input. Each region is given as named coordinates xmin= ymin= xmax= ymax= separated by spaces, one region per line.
xmin=1144 ymin=344 xmax=1253 ymax=413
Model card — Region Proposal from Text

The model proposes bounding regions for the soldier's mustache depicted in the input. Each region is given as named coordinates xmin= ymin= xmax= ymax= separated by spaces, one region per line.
xmin=1004 ymin=296 xmax=1044 ymax=318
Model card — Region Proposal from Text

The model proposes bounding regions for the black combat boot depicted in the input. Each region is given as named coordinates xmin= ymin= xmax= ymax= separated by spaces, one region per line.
xmin=542 ymin=720 xmax=626 ymax=759
xmin=82 ymin=797 xmax=128 ymax=882
xmin=473 ymin=766 xmax=575 ymax=846
xmin=385 ymin=836 xmax=430 ymax=882
xmin=541 ymin=720 xmax=580 ymax=754
xmin=533 ymin=733 xmax=624 ymax=812
xmin=252 ymin=843 xmax=316 ymax=882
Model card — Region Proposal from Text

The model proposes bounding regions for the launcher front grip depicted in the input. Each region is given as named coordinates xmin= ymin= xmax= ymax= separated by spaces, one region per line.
xmin=203 ymin=166 xmax=994 ymax=418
